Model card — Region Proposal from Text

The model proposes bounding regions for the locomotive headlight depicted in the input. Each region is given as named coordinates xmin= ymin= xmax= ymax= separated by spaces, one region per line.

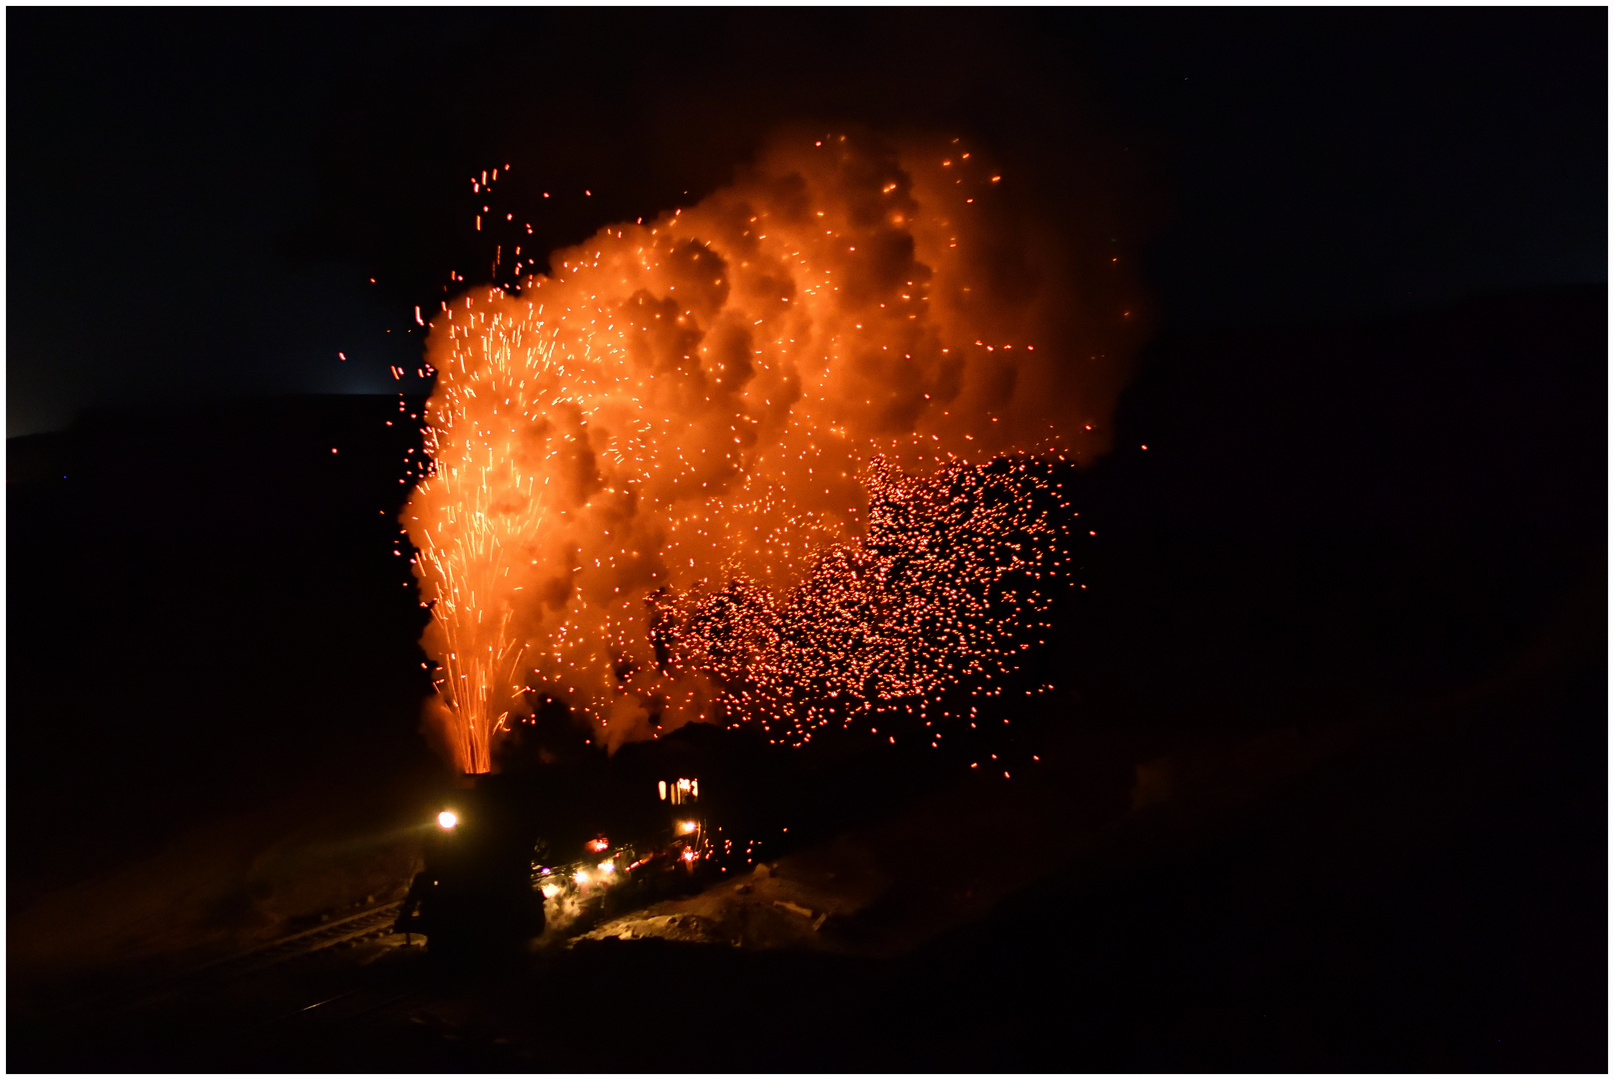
xmin=437 ymin=810 xmax=458 ymax=830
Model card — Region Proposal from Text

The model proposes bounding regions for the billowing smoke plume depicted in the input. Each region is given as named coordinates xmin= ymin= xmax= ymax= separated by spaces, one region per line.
xmin=405 ymin=130 xmax=1144 ymax=772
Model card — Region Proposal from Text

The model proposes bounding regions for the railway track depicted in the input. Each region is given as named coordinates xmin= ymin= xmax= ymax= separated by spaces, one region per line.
xmin=20 ymin=834 xmax=712 ymax=1066
xmin=17 ymin=898 xmax=411 ymax=1043
xmin=183 ymin=900 xmax=406 ymax=985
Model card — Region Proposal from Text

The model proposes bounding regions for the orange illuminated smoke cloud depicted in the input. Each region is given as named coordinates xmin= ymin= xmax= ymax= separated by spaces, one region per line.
xmin=404 ymin=130 xmax=1143 ymax=773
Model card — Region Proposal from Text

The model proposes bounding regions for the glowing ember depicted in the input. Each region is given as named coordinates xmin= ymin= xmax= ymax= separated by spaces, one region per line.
xmin=405 ymin=131 xmax=1141 ymax=770
xmin=654 ymin=455 xmax=1077 ymax=747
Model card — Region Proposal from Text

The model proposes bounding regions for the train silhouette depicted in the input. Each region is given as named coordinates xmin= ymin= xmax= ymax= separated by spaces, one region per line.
xmin=393 ymin=724 xmax=804 ymax=953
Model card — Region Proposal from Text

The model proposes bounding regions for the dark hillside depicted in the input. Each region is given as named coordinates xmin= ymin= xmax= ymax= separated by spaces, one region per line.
xmin=9 ymin=394 xmax=437 ymax=901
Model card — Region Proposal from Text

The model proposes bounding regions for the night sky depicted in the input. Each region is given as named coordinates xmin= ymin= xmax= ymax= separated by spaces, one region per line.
xmin=8 ymin=7 xmax=1605 ymax=436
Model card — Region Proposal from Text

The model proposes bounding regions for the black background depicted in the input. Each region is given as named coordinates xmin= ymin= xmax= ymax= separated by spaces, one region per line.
xmin=9 ymin=8 xmax=1604 ymax=433
xmin=8 ymin=8 xmax=1606 ymax=1071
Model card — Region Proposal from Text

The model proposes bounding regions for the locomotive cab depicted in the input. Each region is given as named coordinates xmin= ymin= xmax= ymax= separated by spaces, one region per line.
xmin=660 ymin=777 xmax=707 ymax=849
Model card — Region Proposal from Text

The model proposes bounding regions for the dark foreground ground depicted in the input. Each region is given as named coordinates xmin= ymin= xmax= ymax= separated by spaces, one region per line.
xmin=8 ymin=286 xmax=1606 ymax=1070
xmin=9 ymin=617 xmax=1603 ymax=1072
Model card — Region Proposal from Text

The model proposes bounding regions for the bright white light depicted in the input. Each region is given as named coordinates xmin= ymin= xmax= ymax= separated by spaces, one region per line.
xmin=677 ymin=820 xmax=697 ymax=835
xmin=541 ymin=883 xmax=561 ymax=899
xmin=573 ymin=869 xmax=590 ymax=885
xmin=437 ymin=811 xmax=458 ymax=830
xmin=598 ymin=860 xmax=615 ymax=874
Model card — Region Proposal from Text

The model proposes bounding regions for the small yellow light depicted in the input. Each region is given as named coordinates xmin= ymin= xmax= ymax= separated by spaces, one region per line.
xmin=437 ymin=811 xmax=458 ymax=830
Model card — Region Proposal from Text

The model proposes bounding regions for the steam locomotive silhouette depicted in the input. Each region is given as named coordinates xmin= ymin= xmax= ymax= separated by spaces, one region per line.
xmin=393 ymin=722 xmax=826 ymax=953
xmin=395 ymin=770 xmax=716 ymax=953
